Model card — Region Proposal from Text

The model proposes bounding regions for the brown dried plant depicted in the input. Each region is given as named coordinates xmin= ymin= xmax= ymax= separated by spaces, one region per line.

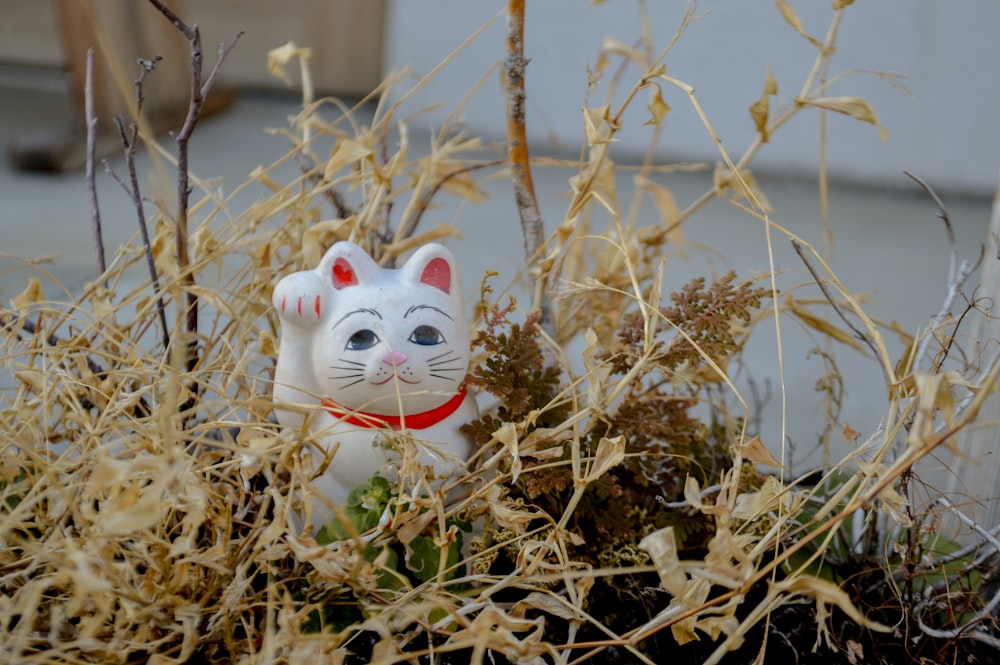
xmin=2 ymin=1 xmax=999 ymax=664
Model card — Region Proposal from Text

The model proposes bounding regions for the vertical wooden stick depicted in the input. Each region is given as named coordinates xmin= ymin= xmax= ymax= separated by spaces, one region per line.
xmin=84 ymin=48 xmax=107 ymax=280
xmin=144 ymin=0 xmax=241 ymax=377
xmin=505 ymin=0 xmax=551 ymax=325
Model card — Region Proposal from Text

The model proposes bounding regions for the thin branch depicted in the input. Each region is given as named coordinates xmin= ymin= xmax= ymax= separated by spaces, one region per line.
xmin=505 ymin=0 xmax=551 ymax=327
xmin=84 ymin=48 xmax=107 ymax=281
xmin=293 ymin=152 xmax=355 ymax=219
xmin=904 ymin=171 xmax=985 ymax=371
xmin=396 ymin=159 xmax=504 ymax=242
xmin=146 ymin=0 xmax=243 ymax=374
xmin=791 ymin=239 xmax=890 ymax=384
xmin=107 ymin=54 xmax=170 ymax=351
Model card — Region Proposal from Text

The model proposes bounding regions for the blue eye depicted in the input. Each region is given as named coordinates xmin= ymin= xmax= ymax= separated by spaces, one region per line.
xmin=409 ymin=325 xmax=444 ymax=346
xmin=346 ymin=329 xmax=379 ymax=350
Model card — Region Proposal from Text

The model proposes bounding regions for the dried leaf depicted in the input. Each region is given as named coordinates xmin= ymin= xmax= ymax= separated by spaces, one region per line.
xmin=749 ymin=66 xmax=778 ymax=142
xmin=639 ymin=527 xmax=687 ymax=596
xmin=712 ymin=164 xmax=774 ymax=214
xmin=640 ymin=176 xmax=681 ymax=231
xmin=511 ymin=591 xmax=581 ymax=622
xmin=738 ymin=436 xmax=783 ymax=468
xmin=324 ymin=138 xmax=373 ymax=181
xmin=732 ymin=476 xmax=786 ymax=520
xmin=775 ymin=0 xmax=823 ymax=48
xmin=11 ymin=277 xmax=44 ymax=310
xmin=670 ymin=578 xmax=712 ymax=644
xmin=302 ymin=218 xmax=353 ymax=266
xmin=450 ymin=605 xmax=547 ymax=661
xmin=583 ymin=105 xmax=614 ymax=146
xmin=267 ymin=41 xmax=311 ymax=85
xmin=842 ymin=422 xmax=861 ymax=444
xmin=773 ymin=576 xmax=891 ymax=633
xmin=394 ymin=506 xmax=438 ymax=546
xmin=785 ymin=296 xmax=867 ymax=354
xmin=684 ymin=476 xmax=727 ymax=516
xmin=493 ymin=422 xmax=522 ymax=483
xmin=801 ymin=96 xmax=888 ymax=142
xmin=192 ymin=225 xmax=222 ymax=268
xmin=600 ymin=37 xmax=646 ymax=66
xmin=584 ymin=435 xmax=625 ymax=483
xmin=644 ymin=84 xmax=671 ymax=126
xmin=906 ymin=370 xmax=970 ymax=448
xmin=151 ymin=217 xmax=179 ymax=278
xmin=423 ymin=157 xmax=488 ymax=203
xmin=186 ymin=285 xmax=237 ymax=320
xmin=859 ymin=462 xmax=911 ymax=527
xmin=582 ymin=328 xmax=603 ymax=411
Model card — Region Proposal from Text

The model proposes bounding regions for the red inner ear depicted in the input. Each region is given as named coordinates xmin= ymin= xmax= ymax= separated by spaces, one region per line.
xmin=420 ymin=258 xmax=451 ymax=294
xmin=332 ymin=258 xmax=358 ymax=289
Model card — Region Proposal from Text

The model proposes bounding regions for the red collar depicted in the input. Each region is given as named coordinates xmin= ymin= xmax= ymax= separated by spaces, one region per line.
xmin=321 ymin=388 xmax=467 ymax=431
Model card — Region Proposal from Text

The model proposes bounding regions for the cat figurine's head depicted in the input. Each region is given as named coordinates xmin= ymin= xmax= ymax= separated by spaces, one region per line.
xmin=275 ymin=241 xmax=471 ymax=420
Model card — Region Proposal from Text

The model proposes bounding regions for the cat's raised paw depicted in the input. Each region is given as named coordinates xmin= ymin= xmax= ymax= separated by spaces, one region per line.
xmin=271 ymin=271 xmax=332 ymax=326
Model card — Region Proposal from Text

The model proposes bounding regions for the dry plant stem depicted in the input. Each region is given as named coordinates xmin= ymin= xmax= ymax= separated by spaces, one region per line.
xmin=294 ymin=152 xmax=355 ymax=219
xmin=84 ymin=48 xmax=106 ymax=281
xmin=671 ymin=5 xmax=846 ymax=230
xmin=396 ymin=159 xmax=504 ymax=242
xmin=145 ymin=0 xmax=242 ymax=372
xmin=791 ymin=239 xmax=892 ymax=385
xmin=505 ymin=0 xmax=550 ymax=325
xmin=904 ymin=170 xmax=984 ymax=372
xmin=108 ymin=55 xmax=170 ymax=351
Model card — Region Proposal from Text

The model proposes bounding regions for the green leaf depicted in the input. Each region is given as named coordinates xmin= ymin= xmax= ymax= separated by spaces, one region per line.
xmin=406 ymin=529 xmax=465 ymax=584
xmin=323 ymin=474 xmax=394 ymax=541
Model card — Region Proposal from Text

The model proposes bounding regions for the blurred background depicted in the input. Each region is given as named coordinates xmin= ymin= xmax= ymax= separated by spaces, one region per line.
xmin=0 ymin=1 xmax=997 ymax=511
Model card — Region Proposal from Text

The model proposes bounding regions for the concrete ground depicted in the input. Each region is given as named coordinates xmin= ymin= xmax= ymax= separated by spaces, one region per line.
xmin=1 ymin=79 xmax=995 ymax=476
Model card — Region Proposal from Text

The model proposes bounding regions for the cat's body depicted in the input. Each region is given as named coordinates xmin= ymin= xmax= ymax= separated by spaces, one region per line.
xmin=272 ymin=242 xmax=477 ymax=521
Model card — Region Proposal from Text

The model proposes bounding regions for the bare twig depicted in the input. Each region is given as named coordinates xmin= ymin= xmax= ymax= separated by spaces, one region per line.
xmin=84 ymin=48 xmax=107 ymax=281
xmin=106 ymin=54 xmax=169 ymax=351
xmin=904 ymin=171 xmax=985 ymax=371
xmin=396 ymin=159 xmax=504 ymax=242
xmin=145 ymin=0 xmax=243 ymax=374
xmin=505 ymin=0 xmax=551 ymax=326
xmin=906 ymin=498 xmax=1000 ymax=645
xmin=791 ymin=239 xmax=890 ymax=383
xmin=293 ymin=152 xmax=356 ymax=219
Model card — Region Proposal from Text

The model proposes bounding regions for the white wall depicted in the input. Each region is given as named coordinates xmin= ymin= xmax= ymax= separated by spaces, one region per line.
xmin=385 ymin=1 xmax=998 ymax=196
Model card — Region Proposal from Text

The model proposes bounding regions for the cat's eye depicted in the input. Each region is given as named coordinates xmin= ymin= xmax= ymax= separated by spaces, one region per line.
xmin=346 ymin=329 xmax=379 ymax=350
xmin=409 ymin=325 xmax=444 ymax=346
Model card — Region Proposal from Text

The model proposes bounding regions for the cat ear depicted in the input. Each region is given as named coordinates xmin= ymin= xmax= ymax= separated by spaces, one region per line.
xmin=404 ymin=243 xmax=459 ymax=295
xmin=317 ymin=242 xmax=378 ymax=290
xmin=331 ymin=257 xmax=358 ymax=289
xmin=420 ymin=258 xmax=451 ymax=293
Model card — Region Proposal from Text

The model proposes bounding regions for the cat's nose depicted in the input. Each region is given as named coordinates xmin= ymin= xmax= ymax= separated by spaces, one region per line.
xmin=382 ymin=351 xmax=408 ymax=367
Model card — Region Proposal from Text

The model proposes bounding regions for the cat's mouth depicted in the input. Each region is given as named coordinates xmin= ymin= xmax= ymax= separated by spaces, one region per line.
xmin=373 ymin=375 xmax=418 ymax=385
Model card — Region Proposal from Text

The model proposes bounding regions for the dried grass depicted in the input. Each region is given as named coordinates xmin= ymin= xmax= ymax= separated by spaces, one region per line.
xmin=2 ymin=1 xmax=998 ymax=663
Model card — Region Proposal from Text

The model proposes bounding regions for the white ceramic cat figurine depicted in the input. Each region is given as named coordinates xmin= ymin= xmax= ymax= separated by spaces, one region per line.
xmin=272 ymin=241 xmax=477 ymax=522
